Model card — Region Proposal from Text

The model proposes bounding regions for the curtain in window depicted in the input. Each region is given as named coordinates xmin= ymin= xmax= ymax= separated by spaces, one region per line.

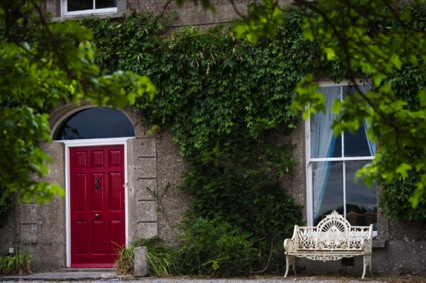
xmin=359 ymin=84 xmax=375 ymax=156
xmin=364 ymin=120 xmax=376 ymax=156
xmin=311 ymin=87 xmax=341 ymax=220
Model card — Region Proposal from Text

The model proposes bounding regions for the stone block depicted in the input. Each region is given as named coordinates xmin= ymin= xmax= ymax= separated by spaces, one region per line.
xmin=135 ymin=222 xmax=158 ymax=239
xmin=135 ymin=179 xmax=157 ymax=200
xmin=20 ymin=204 xmax=40 ymax=224
xmin=165 ymin=3 xmax=247 ymax=26
xmin=45 ymin=0 xmax=60 ymax=17
xmin=117 ymin=0 xmax=127 ymax=13
xmin=133 ymin=158 xmax=156 ymax=178
xmin=20 ymin=224 xmax=38 ymax=244
xmin=21 ymin=242 xmax=66 ymax=272
xmin=136 ymin=200 xmax=158 ymax=222
xmin=134 ymin=246 xmax=149 ymax=277
xmin=135 ymin=138 xmax=156 ymax=157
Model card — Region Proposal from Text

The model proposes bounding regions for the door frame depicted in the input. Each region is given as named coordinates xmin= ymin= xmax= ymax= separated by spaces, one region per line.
xmin=59 ymin=137 xmax=132 ymax=268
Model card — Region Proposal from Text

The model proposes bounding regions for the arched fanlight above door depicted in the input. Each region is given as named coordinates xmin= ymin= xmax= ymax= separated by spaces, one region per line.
xmin=53 ymin=107 xmax=134 ymax=140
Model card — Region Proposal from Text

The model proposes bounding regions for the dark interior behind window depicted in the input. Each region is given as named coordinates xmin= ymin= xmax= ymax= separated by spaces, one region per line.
xmin=54 ymin=107 xmax=134 ymax=140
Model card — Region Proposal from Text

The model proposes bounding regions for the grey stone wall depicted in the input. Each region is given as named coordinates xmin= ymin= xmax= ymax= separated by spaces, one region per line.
xmin=126 ymin=107 xmax=190 ymax=244
xmin=127 ymin=107 xmax=159 ymax=241
xmin=127 ymin=0 xmax=252 ymax=27
xmin=46 ymin=0 xmax=291 ymax=27
xmin=156 ymin=131 xmax=191 ymax=246
xmin=19 ymin=196 xmax=66 ymax=271
xmin=286 ymin=119 xmax=307 ymax=217
xmin=46 ymin=0 xmax=254 ymax=24
xmin=0 ymin=202 xmax=16 ymax=256
xmin=0 ymin=142 xmax=67 ymax=271
xmin=25 ymin=142 xmax=66 ymax=271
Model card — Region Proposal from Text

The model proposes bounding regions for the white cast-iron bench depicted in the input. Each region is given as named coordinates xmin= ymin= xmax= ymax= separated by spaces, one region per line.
xmin=283 ymin=210 xmax=373 ymax=278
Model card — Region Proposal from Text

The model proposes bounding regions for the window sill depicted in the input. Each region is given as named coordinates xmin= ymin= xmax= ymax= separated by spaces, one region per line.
xmin=53 ymin=12 xmax=125 ymax=21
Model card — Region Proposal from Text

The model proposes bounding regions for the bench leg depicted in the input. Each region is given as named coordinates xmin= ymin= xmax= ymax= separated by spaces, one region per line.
xmin=284 ymin=255 xmax=296 ymax=278
xmin=362 ymin=254 xmax=372 ymax=279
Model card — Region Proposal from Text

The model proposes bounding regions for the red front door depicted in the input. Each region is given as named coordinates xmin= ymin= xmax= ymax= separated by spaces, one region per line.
xmin=70 ymin=145 xmax=125 ymax=267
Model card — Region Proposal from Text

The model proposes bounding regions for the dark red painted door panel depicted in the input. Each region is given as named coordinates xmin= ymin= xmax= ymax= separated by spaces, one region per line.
xmin=70 ymin=145 xmax=125 ymax=267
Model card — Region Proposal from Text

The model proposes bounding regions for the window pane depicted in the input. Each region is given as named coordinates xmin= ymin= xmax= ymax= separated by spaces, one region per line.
xmin=342 ymin=85 xmax=352 ymax=97
xmin=332 ymin=135 xmax=342 ymax=157
xmin=343 ymin=84 xmax=371 ymax=97
xmin=312 ymin=161 xmax=343 ymax=225
xmin=345 ymin=160 xmax=377 ymax=229
xmin=96 ymin=0 xmax=117 ymax=9
xmin=344 ymin=126 xmax=371 ymax=157
xmin=54 ymin=107 xmax=134 ymax=140
xmin=68 ymin=0 xmax=93 ymax=11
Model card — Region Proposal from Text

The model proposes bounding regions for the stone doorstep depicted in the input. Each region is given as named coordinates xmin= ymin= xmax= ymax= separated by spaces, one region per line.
xmin=0 ymin=269 xmax=133 ymax=281
xmin=0 ymin=253 xmax=150 ymax=281
xmin=58 ymin=267 xmax=115 ymax=272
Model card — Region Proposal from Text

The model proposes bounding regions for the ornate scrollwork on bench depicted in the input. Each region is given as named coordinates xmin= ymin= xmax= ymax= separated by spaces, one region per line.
xmin=283 ymin=210 xmax=373 ymax=279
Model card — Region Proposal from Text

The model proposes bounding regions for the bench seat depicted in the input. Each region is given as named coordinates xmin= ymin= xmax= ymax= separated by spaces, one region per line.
xmin=283 ymin=211 xmax=373 ymax=278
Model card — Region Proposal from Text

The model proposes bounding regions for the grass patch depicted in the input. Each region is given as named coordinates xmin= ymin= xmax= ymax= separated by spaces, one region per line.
xmin=0 ymin=252 xmax=31 ymax=275
xmin=115 ymin=237 xmax=178 ymax=276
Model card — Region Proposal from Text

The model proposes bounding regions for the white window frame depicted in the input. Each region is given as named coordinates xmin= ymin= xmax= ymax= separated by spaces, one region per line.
xmin=62 ymin=0 xmax=118 ymax=17
xmin=305 ymin=81 xmax=376 ymax=233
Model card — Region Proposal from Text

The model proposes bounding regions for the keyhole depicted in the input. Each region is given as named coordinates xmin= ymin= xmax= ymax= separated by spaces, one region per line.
xmin=95 ymin=178 xmax=100 ymax=190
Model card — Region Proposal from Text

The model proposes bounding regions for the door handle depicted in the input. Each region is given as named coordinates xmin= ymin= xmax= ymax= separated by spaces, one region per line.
xmin=95 ymin=213 xmax=100 ymax=218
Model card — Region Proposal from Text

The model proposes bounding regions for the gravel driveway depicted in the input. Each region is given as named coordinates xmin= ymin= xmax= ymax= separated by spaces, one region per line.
xmin=1 ymin=271 xmax=424 ymax=283
xmin=1 ymin=275 xmax=422 ymax=283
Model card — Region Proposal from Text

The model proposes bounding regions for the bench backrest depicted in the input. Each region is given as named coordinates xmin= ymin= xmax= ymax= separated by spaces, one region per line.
xmin=294 ymin=211 xmax=372 ymax=251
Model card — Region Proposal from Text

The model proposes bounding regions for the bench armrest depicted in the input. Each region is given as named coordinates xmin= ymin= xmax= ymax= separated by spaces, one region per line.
xmin=284 ymin=225 xmax=299 ymax=253
xmin=284 ymin=238 xmax=296 ymax=253
xmin=359 ymin=225 xmax=374 ymax=253
xmin=360 ymin=239 xmax=373 ymax=253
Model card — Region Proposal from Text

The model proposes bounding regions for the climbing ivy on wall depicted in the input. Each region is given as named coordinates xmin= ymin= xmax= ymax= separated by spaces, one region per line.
xmin=381 ymin=65 xmax=426 ymax=223
xmin=81 ymin=5 xmax=426 ymax=274
xmin=83 ymin=9 xmax=320 ymax=273
xmin=81 ymin=8 xmax=347 ymax=274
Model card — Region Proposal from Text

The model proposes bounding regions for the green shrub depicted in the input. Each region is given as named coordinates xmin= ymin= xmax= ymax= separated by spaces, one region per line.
xmin=178 ymin=217 xmax=257 ymax=277
xmin=181 ymin=163 xmax=303 ymax=273
xmin=133 ymin=237 xmax=179 ymax=276
xmin=0 ymin=252 xmax=31 ymax=275
xmin=115 ymin=237 xmax=178 ymax=276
